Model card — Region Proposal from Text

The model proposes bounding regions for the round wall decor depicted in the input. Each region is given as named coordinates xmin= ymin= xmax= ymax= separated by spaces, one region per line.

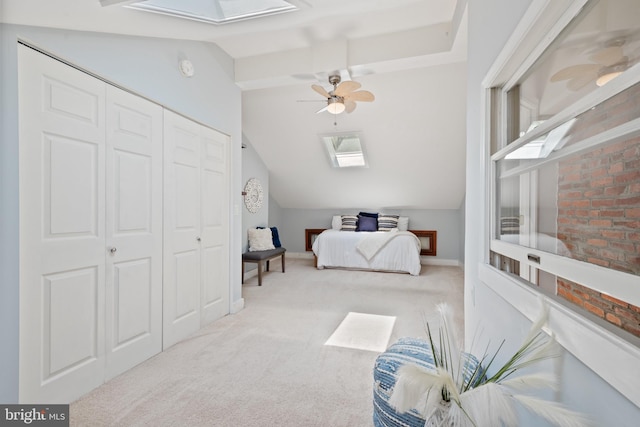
xmin=243 ymin=178 xmax=264 ymax=213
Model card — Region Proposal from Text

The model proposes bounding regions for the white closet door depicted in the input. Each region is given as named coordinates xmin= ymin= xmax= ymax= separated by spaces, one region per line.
xmin=163 ymin=110 xmax=202 ymax=349
xmin=18 ymin=45 xmax=107 ymax=403
xmin=105 ymin=86 xmax=163 ymax=379
xmin=200 ymin=127 xmax=230 ymax=324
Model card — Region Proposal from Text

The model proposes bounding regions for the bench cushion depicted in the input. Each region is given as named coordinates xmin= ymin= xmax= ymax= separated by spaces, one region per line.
xmin=242 ymin=247 xmax=286 ymax=261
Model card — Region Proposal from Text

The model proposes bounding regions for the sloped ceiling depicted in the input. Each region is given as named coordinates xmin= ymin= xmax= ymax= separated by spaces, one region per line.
xmin=2 ymin=0 xmax=468 ymax=209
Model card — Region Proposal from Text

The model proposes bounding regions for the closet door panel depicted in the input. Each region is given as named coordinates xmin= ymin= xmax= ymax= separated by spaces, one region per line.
xmin=163 ymin=110 xmax=202 ymax=349
xmin=105 ymin=86 xmax=163 ymax=380
xmin=200 ymin=128 xmax=229 ymax=324
xmin=19 ymin=45 xmax=106 ymax=403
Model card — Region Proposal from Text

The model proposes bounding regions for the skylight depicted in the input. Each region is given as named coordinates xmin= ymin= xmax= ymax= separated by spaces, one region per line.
xmin=321 ymin=133 xmax=368 ymax=168
xmin=126 ymin=0 xmax=297 ymax=25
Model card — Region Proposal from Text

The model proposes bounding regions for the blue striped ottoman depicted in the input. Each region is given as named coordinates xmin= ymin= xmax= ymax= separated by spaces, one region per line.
xmin=373 ymin=337 xmax=482 ymax=427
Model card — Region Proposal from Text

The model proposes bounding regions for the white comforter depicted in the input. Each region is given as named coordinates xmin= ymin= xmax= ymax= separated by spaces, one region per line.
xmin=312 ymin=230 xmax=422 ymax=275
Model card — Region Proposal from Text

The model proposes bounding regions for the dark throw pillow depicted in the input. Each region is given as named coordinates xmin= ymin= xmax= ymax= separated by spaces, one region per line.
xmin=357 ymin=215 xmax=378 ymax=231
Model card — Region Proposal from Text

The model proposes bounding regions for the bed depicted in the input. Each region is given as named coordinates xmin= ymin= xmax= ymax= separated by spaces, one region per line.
xmin=312 ymin=229 xmax=422 ymax=275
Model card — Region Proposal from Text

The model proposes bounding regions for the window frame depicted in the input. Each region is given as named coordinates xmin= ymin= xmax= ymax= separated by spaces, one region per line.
xmin=480 ymin=0 xmax=640 ymax=407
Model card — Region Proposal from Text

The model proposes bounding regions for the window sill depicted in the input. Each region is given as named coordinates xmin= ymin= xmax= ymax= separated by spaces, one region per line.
xmin=478 ymin=263 xmax=640 ymax=408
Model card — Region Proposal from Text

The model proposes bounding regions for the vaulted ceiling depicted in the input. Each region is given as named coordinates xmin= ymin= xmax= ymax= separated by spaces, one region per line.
xmin=2 ymin=0 xmax=469 ymax=209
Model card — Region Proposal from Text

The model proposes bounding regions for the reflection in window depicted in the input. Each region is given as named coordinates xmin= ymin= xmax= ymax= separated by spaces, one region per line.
xmin=509 ymin=0 xmax=640 ymax=144
xmin=492 ymin=0 xmax=640 ymax=340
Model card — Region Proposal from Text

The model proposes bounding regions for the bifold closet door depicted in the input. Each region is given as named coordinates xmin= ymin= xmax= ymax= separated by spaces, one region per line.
xmin=163 ymin=110 xmax=230 ymax=349
xmin=200 ymin=126 xmax=230 ymax=325
xmin=163 ymin=110 xmax=203 ymax=349
xmin=104 ymin=86 xmax=163 ymax=380
xmin=18 ymin=45 xmax=163 ymax=402
xmin=19 ymin=45 xmax=107 ymax=403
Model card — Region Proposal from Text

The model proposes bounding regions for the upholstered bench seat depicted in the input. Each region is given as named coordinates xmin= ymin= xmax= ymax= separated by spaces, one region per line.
xmin=242 ymin=247 xmax=286 ymax=286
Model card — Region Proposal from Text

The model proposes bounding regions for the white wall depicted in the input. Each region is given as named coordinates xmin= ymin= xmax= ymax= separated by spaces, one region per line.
xmin=465 ymin=1 xmax=640 ymax=425
xmin=0 ymin=24 xmax=243 ymax=402
xmin=241 ymin=137 xmax=271 ymax=276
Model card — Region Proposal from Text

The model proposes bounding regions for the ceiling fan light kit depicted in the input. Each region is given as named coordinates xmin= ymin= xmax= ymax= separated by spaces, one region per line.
xmin=327 ymin=97 xmax=346 ymax=114
xmin=309 ymin=74 xmax=375 ymax=115
xmin=596 ymin=62 xmax=628 ymax=86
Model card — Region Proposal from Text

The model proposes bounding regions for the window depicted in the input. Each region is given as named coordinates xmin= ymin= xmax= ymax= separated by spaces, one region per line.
xmin=489 ymin=0 xmax=640 ymax=341
xmin=320 ymin=133 xmax=368 ymax=168
xmin=126 ymin=0 xmax=297 ymax=25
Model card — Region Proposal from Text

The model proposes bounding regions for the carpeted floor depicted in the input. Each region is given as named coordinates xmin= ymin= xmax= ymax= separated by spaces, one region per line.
xmin=70 ymin=258 xmax=464 ymax=426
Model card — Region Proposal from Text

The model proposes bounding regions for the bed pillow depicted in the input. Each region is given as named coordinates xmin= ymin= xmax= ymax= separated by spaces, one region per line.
xmin=257 ymin=226 xmax=282 ymax=247
xmin=332 ymin=215 xmax=342 ymax=230
xmin=248 ymin=228 xmax=275 ymax=251
xmin=378 ymin=214 xmax=399 ymax=231
xmin=356 ymin=215 xmax=378 ymax=231
xmin=398 ymin=216 xmax=409 ymax=231
xmin=359 ymin=211 xmax=378 ymax=219
xmin=341 ymin=215 xmax=358 ymax=231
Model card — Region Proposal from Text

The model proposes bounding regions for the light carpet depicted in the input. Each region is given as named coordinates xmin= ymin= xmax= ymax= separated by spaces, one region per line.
xmin=70 ymin=258 xmax=464 ymax=427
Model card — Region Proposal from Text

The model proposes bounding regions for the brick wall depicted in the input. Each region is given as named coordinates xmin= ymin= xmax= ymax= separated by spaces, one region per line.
xmin=556 ymin=83 xmax=640 ymax=337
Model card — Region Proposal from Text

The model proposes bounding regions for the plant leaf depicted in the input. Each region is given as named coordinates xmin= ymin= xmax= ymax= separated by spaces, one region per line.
xmin=500 ymin=372 xmax=558 ymax=392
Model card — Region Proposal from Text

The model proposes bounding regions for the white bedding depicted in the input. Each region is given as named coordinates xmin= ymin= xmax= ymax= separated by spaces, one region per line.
xmin=312 ymin=230 xmax=422 ymax=275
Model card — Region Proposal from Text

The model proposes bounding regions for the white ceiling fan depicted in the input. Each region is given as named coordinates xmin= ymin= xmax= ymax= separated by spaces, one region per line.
xmin=550 ymin=37 xmax=639 ymax=90
xmin=310 ymin=74 xmax=375 ymax=114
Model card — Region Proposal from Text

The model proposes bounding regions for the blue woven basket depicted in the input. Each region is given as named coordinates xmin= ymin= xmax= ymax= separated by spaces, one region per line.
xmin=372 ymin=337 xmax=481 ymax=427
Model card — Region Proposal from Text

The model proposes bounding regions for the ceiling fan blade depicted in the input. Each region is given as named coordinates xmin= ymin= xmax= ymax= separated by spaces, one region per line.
xmin=344 ymin=100 xmax=357 ymax=113
xmin=316 ymin=105 xmax=329 ymax=114
xmin=566 ymin=73 xmax=598 ymax=91
xmin=311 ymin=84 xmax=330 ymax=98
xmin=550 ymin=64 xmax=600 ymax=82
xmin=591 ymin=45 xmax=624 ymax=66
xmin=335 ymin=80 xmax=361 ymax=96
xmin=344 ymin=90 xmax=375 ymax=102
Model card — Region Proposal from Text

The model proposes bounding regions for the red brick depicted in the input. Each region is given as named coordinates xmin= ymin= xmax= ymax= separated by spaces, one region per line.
xmin=584 ymin=188 xmax=605 ymax=197
xmin=614 ymin=171 xmax=640 ymax=184
xmin=587 ymin=239 xmax=609 ymax=247
xmin=573 ymin=200 xmax=591 ymax=208
xmin=602 ymin=293 xmax=630 ymax=308
xmin=558 ymin=288 xmax=584 ymax=307
xmin=626 ymin=208 xmax=640 ymax=218
xmin=604 ymin=185 xmax=628 ymax=196
xmin=610 ymin=241 xmax=635 ymax=252
xmin=589 ymin=219 xmax=612 ymax=227
xmin=589 ymin=167 xmax=608 ymax=178
xmin=592 ymin=199 xmax=616 ymax=207
xmin=590 ymin=176 xmax=615 ymax=187
xmin=601 ymin=230 xmax=625 ymax=239
xmin=608 ymin=162 xmax=625 ymax=174
xmin=617 ymin=196 xmax=640 ymax=206
xmin=605 ymin=313 xmax=622 ymax=326
xmin=599 ymin=210 xmax=625 ymax=217
xmin=584 ymin=301 xmax=605 ymax=318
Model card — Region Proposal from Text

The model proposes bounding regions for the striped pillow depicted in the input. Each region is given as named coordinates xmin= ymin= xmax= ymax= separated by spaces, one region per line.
xmin=378 ymin=214 xmax=399 ymax=231
xmin=341 ymin=215 xmax=358 ymax=231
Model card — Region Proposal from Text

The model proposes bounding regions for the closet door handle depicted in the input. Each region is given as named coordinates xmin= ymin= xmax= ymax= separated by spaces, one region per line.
xmin=109 ymin=247 xmax=117 ymax=254
xmin=196 ymin=236 xmax=201 ymax=242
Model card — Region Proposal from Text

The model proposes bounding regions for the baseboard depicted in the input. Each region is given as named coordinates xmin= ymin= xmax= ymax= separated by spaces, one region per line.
xmin=286 ymin=251 xmax=461 ymax=267
xmin=421 ymin=258 xmax=462 ymax=267
xmin=231 ymin=298 xmax=244 ymax=314
xmin=287 ymin=252 xmax=315 ymax=260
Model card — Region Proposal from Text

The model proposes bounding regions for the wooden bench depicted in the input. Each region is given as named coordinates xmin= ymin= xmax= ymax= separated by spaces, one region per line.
xmin=242 ymin=247 xmax=286 ymax=286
